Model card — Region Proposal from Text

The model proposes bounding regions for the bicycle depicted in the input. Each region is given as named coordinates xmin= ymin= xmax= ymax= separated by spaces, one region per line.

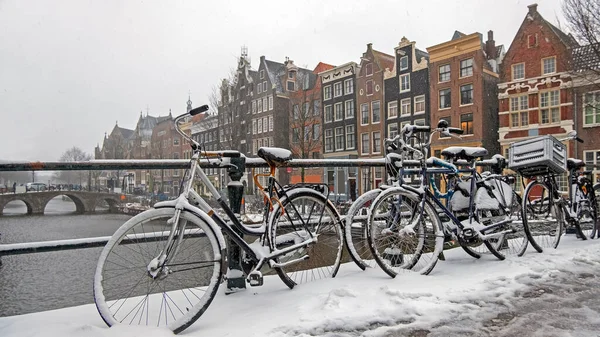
xmin=518 ymin=132 xmax=599 ymax=252
xmin=367 ymin=120 xmax=530 ymax=278
xmin=94 ymin=105 xmax=345 ymax=333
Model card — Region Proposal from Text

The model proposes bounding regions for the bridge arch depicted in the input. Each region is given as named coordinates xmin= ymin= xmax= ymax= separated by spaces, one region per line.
xmin=0 ymin=191 xmax=124 ymax=215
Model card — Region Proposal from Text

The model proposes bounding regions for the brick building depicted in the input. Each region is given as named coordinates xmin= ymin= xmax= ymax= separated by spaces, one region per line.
xmin=320 ymin=62 xmax=359 ymax=201
xmin=498 ymin=4 xmax=579 ymax=189
xmin=356 ymin=43 xmax=394 ymax=194
xmin=288 ymin=62 xmax=334 ymax=184
xmin=427 ymin=31 xmax=504 ymax=158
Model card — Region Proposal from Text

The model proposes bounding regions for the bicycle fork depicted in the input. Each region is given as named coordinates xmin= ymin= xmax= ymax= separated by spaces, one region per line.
xmin=147 ymin=209 xmax=188 ymax=279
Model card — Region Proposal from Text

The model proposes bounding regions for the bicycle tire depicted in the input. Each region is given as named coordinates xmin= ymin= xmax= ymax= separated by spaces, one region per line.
xmin=343 ymin=188 xmax=382 ymax=270
xmin=522 ymin=180 xmax=564 ymax=252
xmin=94 ymin=207 xmax=225 ymax=334
xmin=269 ymin=188 xmax=343 ymax=289
xmin=590 ymin=184 xmax=600 ymax=239
xmin=474 ymin=190 xmax=529 ymax=257
xmin=367 ymin=188 xmax=444 ymax=277
xmin=575 ymin=181 xmax=598 ymax=240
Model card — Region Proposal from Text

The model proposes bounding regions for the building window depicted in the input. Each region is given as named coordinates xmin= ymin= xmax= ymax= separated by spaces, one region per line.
xmin=344 ymin=79 xmax=353 ymax=95
xmin=292 ymin=128 xmax=299 ymax=142
xmin=258 ymin=99 xmax=263 ymax=113
xmin=400 ymin=98 xmax=411 ymax=116
xmin=542 ymin=57 xmax=556 ymax=75
xmin=584 ymin=91 xmax=600 ymax=125
xmin=400 ymin=74 xmax=410 ymax=92
xmin=324 ymin=85 xmax=332 ymax=100
xmin=439 ymin=64 xmax=450 ymax=82
xmin=372 ymin=131 xmax=381 ymax=153
xmin=173 ymin=137 xmax=180 ymax=146
xmin=510 ymin=95 xmax=529 ymax=128
xmin=335 ymin=127 xmax=344 ymax=151
xmin=287 ymin=81 xmax=295 ymax=91
xmin=539 ymin=90 xmax=560 ymax=124
xmin=260 ymin=70 xmax=264 ymax=79
xmin=346 ymin=125 xmax=355 ymax=149
xmin=512 ymin=63 xmax=525 ymax=80
xmin=324 ymin=105 xmax=333 ymax=123
xmin=400 ymin=56 xmax=408 ymax=70
xmin=269 ymin=115 xmax=273 ymax=131
xmin=361 ymin=133 xmax=370 ymax=155
xmin=361 ymin=103 xmax=369 ymax=125
xmin=288 ymin=71 xmax=295 ymax=79
xmin=252 ymin=119 xmax=257 ymax=134
xmin=293 ymin=104 xmax=299 ymax=120
xmin=528 ymin=34 xmax=538 ymax=48
xmin=334 ymin=82 xmax=343 ymax=97
xmin=325 ymin=129 xmax=333 ymax=152
xmin=414 ymin=95 xmax=425 ymax=114
xmin=345 ymin=100 xmax=355 ymax=119
xmin=460 ymin=113 xmax=473 ymax=135
xmin=460 ymin=58 xmax=473 ymax=77
xmin=334 ymin=102 xmax=343 ymax=121
xmin=257 ymin=118 xmax=263 ymax=133
xmin=414 ymin=118 xmax=425 ymax=126
xmin=366 ymin=80 xmax=373 ymax=95
xmin=372 ymin=101 xmax=381 ymax=124
xmin=388 ymin=101 xmax=398 ymax=119
xmin=439 ymin=88 xmax=451 ymax=109
xmin=263 ymin=97 xmax=268 ymax=111
xmin=365 ymin=63 xmax=373 ymax=76
xmin=388 ymin=123 xmax=398 ymax=139
xmin=313 ymin=123 xmax=320 ymax=140
xmin=313 ymin=100 xmax=320 ymax=116
xmin=584 ymin=150 xmax=600 ymax=184
xmin=460 ymin=83 xmax=473 ymax=105
xmin=303 ymin=102 xmax=309 ymax=118
xmin=252 ymin=100 xmax=256 ymax=114
xmin=257 ymin=82 xmax=262 ymax=94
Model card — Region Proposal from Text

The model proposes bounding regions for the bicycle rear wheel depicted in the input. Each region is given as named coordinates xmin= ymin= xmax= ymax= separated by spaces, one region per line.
xmin=367 ymin=188 xmax=443 ymax=277
xmin=269 ymin=188 xmax=343 ymax=289
xmin=343 ymin=188 xmax=382 ymax=269
xmin=576 ymin=182 xmax=599 ymax=239
xmin=522 ymin=181 xmax=564 ymax=252
xmin=94 ymin=208 xmax=225 ymax=334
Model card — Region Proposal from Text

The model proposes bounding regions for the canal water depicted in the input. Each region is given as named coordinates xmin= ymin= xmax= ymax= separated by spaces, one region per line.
xmin=0 ymin=197 xmax=131 ymax=317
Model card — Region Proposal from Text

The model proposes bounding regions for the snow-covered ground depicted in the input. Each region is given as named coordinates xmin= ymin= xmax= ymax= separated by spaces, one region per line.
xmin=1 ymin=235 xmax=599 ymax=337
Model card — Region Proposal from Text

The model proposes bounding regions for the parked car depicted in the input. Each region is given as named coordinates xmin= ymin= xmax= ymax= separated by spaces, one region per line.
xmin=26 ymin=182 xmax=47 ymax=192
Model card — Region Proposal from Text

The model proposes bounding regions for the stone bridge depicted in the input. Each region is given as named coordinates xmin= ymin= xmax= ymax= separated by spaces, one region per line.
xmin=0 ymin=191 xmax=123 ymax=215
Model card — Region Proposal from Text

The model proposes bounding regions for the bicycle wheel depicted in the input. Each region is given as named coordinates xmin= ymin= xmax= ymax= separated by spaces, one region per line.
xmin=593 ymin=184 xmax=600 ymax=239
xmin=343 ymin=188 xmax=382 ymax=269
xmin=474 ymin=188 xmax=529 ymax=257
xmin=576 ymin=181 xmax=598 ymax=239
xmin=367 ymin=188 xmax=444 ymax=277
xmin=269 ymin=188 xmax=343 ymax=289
xmin=522 ymin=180 xmax=564 ymax=252
xmin=94 ymin=207 xmax=225 ymax=334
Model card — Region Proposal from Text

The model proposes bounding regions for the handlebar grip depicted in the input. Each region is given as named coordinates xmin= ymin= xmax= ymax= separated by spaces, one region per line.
xmin=448 ymin=127 xmax=464 ymax=135
xmin=576 ymin=136 xmax=584 ymax=143
xmin=189 ymin=105 xmax=209 ymax=116
xmin=413 ymin=125 xmax=431 ymax=133
xmin=221 ymin=150 xmax=241 ymax=158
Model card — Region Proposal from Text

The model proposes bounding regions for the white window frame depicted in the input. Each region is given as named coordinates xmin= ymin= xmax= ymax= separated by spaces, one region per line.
xmin=388 ymin=123 xmax=398 ymax=139
xmin=268 ymin=115 xmax=273 ymax=131
xmin=324 ymin=85 xmax=332 ymax=100
xmin=324 ymin=105 xmax=333 ymax=123
xmin=388 ymin=101 xmax=398 ymax=119
xmin=325 ymin=129 xmax=333 ymax=152
xmin=400 ymin=73 xmax=410 ymax=93
xmin=400 ymin=98 xmax=411 ymax=116
xmin=334 ymin=82 xmax=343 ymax=97
xmin=583 ymin=90 xmax=600 ymax=126
xmin=460 ymin=58 xmax=473 ymax=78
xmin=361 ymin=133 xmax=370 ymax=155
xmin=344 ymin=78 xmax=353 ymax=95
xmin=509 ymin=95 xmax=529 ymax=128
xmin=360 ymin=103 xmax=369 ymax=125
xmin=334 ymin=102 xmax=343 ymax=121
xmin=542 ymin=56 xmax=556 ymax=75
xmin=512 ymin=63 xmax=525 ymax=80
xmin=539 ymin=90 xmax=560 ymax=124
xmin=345 ymin=100 xmax=355 ymax=119
xmin=335 ymin=127 xmax=344 ymax=151
xmin=399 ymin=56 xmax=408 ymax=71
xmin=372 ymin=100 xmax=381 ymax=124
xmin=372 ymin=131 xmax=381 ymax=154
xmin=345 ymin=125 xmax=355 ymax=150
xmin=414 ymin=95 xmax=425 ymax=114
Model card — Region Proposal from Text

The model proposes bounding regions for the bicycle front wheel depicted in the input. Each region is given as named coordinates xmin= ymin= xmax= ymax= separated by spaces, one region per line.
xmin=344 ymin=188 xmax=382 ymax=269
xmin=269 ymin=188 xmax=344 ymax=289
xmin=522 ymin=180 xmax=564 ymax=252
xmin=367 ymin=188 xmax=444 ymax=277
xmin=94 ymin=208 xmax=225 ymax=334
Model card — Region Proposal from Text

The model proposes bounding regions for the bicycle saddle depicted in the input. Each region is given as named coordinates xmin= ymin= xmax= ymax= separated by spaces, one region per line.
xmin=567 ymin=158 xmax=585 ymax=171
xmin=258 ymin=147 xmax=293 ymax=167
xmin=441 ymin=146 xmax=488 ymax=161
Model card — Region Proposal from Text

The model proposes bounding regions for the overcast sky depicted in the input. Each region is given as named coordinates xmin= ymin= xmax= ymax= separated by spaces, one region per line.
xmin=0 ymin=0 xmax=566 ymax=161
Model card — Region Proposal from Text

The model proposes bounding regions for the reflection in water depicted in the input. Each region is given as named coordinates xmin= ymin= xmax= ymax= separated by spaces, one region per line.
xmin=0 ymin=196 xmax=130 ymax=317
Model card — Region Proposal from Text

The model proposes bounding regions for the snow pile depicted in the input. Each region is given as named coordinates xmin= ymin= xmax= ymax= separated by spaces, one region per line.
xmin=1 ymin=236 xmax=599 ymax=337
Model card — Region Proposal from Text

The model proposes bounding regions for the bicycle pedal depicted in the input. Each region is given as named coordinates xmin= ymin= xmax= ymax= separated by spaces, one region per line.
xmin=247 ymin=271 xmax=264 ymax=287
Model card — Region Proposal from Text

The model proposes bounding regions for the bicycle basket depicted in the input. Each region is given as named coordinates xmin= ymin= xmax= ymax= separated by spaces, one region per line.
xmin=508 ymin=135 xmax=566 ymax=177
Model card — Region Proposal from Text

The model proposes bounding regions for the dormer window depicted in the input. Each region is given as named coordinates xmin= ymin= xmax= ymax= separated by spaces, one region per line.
xmin=287 ymin=81 xmax=295 ymax=91
xmin=288 ymin=71 xmax=296 ymax=79
xmin=260 ymin=70 xmax=265 ymax=79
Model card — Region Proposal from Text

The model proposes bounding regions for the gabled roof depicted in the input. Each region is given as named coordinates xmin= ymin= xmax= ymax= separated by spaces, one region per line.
xmin=262 ymin=57 xmax=313 ymax=94
xmin=373 ymin=49 xmax=395 ymax=71
xmin=543 ymin=19 xmax=579 ymax=48
xmin=572 ymin=43 xmax=600 ymax=72
xmin=452 ymin=30 xmax=466 ymax=41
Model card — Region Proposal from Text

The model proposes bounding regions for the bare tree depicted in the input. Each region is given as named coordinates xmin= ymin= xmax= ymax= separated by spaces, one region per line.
xmin=562 ymin=0 xmax=599 ymax=48
xmin=55 ymin=146 xmax=92 ymax=186
xmin=288 ymin=72 xmax=322 ymax=183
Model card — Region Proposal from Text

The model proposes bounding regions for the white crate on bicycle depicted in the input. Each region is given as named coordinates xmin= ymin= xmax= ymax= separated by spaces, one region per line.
xmin=508 ymin=135 xmax=567 ymax=176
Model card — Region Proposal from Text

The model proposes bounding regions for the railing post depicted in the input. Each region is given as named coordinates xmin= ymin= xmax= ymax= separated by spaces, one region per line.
xmin=225 ymin=155 xmax=246 ymax=293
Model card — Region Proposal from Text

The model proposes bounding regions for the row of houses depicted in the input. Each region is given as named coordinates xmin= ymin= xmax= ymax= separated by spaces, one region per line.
xmin=96 ymin=4 xmax=600 ymax=200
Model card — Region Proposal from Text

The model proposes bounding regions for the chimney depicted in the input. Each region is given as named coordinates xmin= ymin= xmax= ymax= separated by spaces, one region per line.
xmin=486 ymin=30 xmax=496 ymax=60
xmin=528 ymin=3 xmax=538 ymax=14
xmin=367 ymin=43 xmax=372 ymax=50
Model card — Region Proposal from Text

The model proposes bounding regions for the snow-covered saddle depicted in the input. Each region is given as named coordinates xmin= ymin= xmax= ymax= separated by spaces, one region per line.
xmin=567 ymin=158 xmax=585 ymax=171
xmin=257 ymin=147 xmax=293 ymax=167
xmin=441 ymin=146 xmax=488 ymax=161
